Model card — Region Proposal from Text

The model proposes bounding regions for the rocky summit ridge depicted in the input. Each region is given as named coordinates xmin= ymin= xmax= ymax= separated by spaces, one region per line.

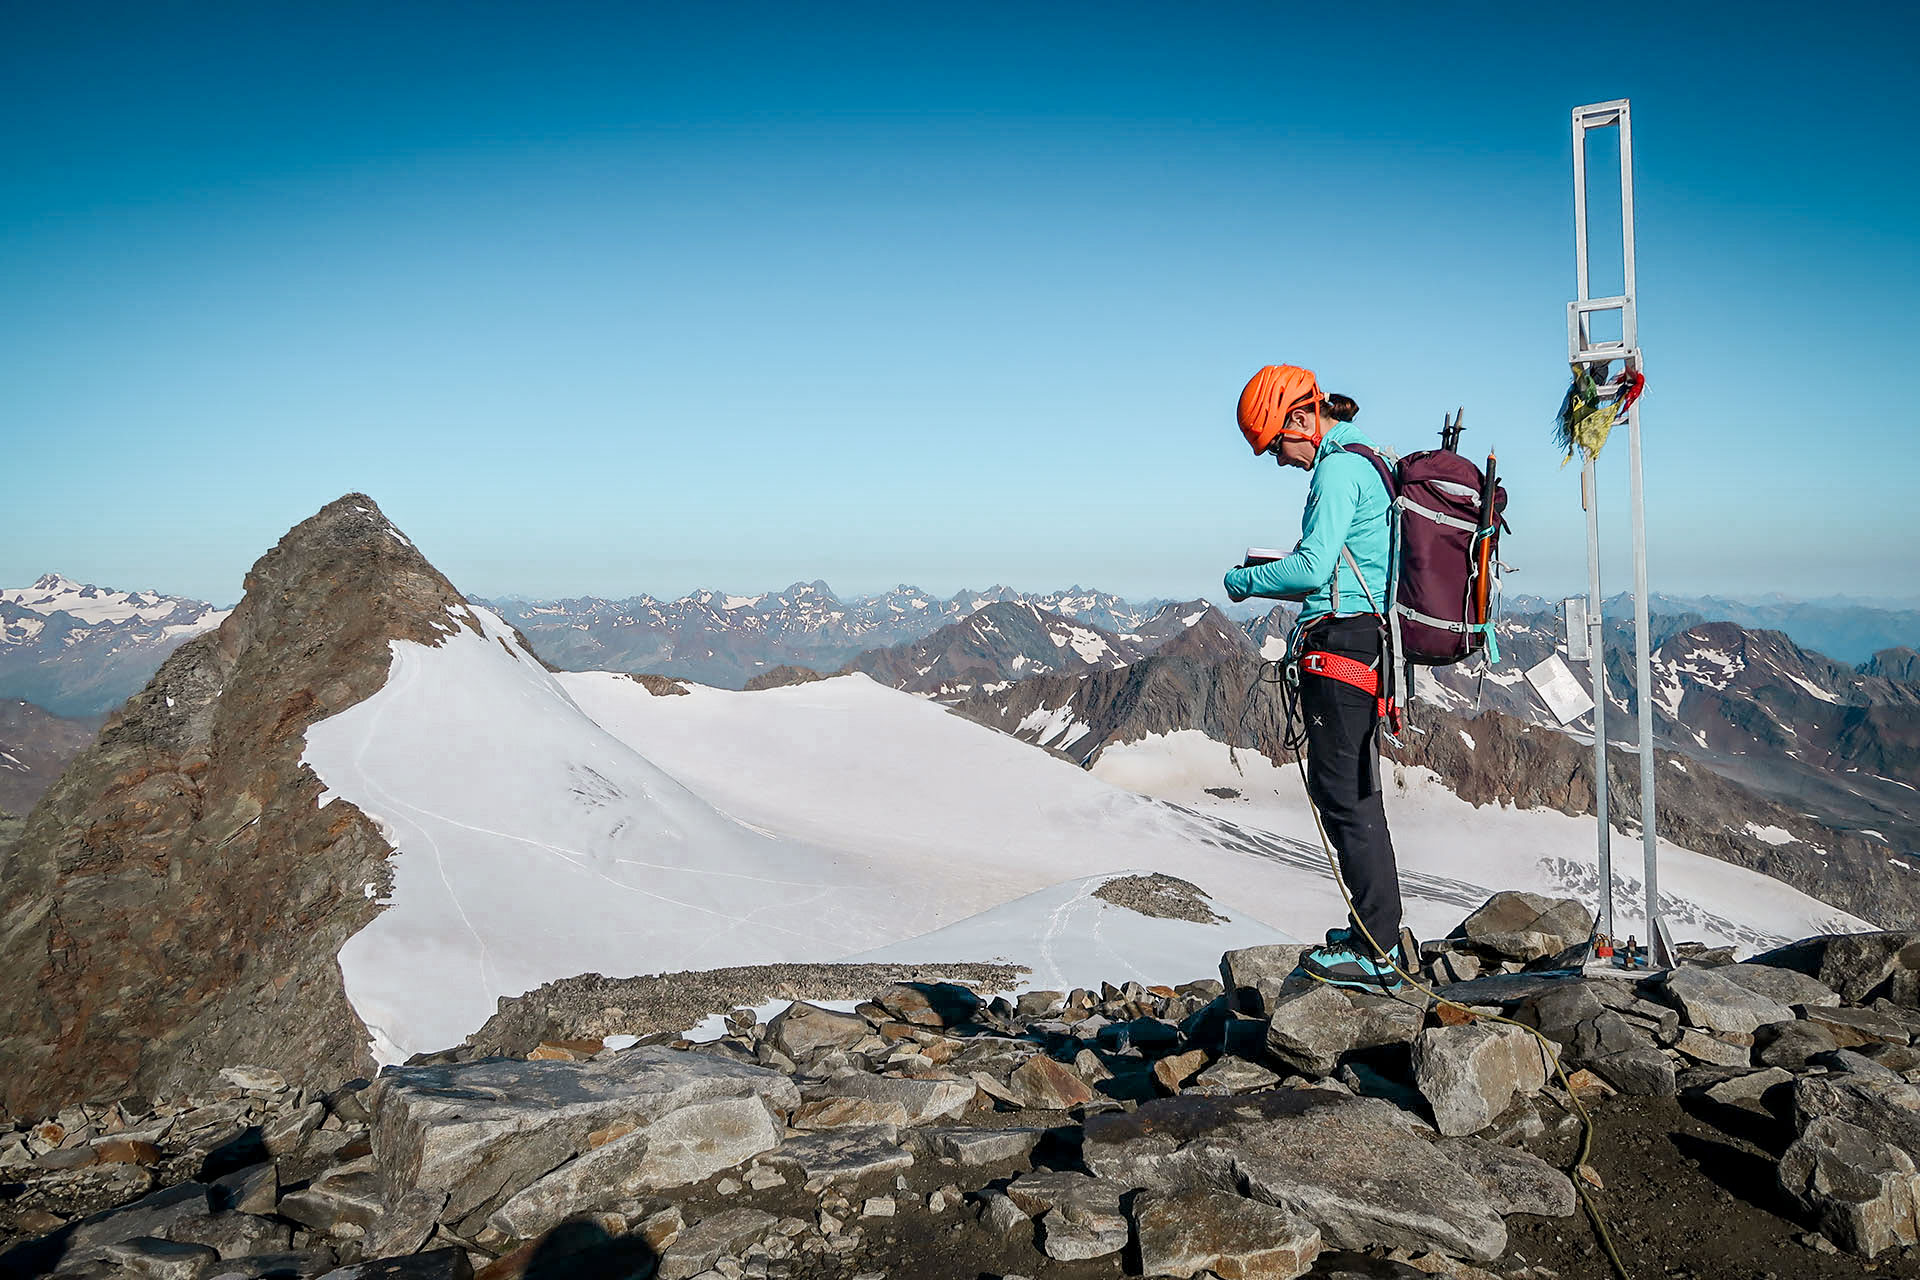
xmin=6 ymin=895 xmax=1920 ymax=1278
xmin=0 ymin=494 xmax=512 ymax=1120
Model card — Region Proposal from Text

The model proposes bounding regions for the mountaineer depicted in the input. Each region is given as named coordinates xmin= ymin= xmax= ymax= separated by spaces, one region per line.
xmin=1225 ymin=363 xmax=1407 ymax=991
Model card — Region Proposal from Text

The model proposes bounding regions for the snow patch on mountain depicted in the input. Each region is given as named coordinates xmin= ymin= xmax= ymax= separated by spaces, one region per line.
xmin=1088 ymin=729 xmax=1866 ymax=951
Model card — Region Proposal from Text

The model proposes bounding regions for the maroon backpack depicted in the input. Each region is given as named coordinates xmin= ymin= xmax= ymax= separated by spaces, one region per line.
xmin=1339 ymin=443 xmax=1508 ymax=670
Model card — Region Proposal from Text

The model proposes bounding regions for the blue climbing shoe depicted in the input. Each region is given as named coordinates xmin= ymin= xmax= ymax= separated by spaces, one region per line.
xmin=1301 ymin=941 xmax=1407 ymax=993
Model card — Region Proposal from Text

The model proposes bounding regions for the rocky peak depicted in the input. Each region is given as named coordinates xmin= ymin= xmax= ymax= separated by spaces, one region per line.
xmin=0 ymin=494 xmax=492 ymax=1119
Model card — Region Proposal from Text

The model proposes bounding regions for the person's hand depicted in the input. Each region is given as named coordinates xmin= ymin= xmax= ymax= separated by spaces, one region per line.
xmin=1224 ymin=568 xmax=1250 ymax=603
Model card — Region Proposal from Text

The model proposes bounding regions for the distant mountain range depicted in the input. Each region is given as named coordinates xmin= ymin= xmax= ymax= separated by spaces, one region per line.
xmin=844 ymin=599 xmax=1252 ymax=697
xmin=481 ymin=583 xmax=1169 ymax=689
xmin=0 ymin=574 xmax=230 ymax=717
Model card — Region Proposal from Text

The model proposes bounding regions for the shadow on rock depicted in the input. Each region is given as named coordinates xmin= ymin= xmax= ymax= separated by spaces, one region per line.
xmin=519 ymin=1219 xmax=660 ymax=1279
xmin=1670 ymin=1131 xmax=1796 ymax=1218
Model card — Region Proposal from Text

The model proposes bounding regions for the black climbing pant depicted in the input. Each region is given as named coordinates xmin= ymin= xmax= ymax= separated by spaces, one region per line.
xmin=1299 ymin=614 xmax=1404 ymax=953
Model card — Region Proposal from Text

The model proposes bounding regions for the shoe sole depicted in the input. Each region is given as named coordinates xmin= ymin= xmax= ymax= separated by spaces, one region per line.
xmin=1301 ymin=957 xmax=1406 ymax=993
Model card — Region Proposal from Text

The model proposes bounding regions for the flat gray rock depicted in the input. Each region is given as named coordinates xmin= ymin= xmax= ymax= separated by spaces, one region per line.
xmin=59 ymin=1183 xmax=213 ymax=1267
xmin=369 ymin=1046 xmax=799 ymax=1223
xmin=1717 ymin=962 xmax=1841 ymax=1009
xmin=917 ymin=1126 xmax=1044 ymax=1167
xmin=805 ymin=1071 xmax=974 ymax=1124
xmin=657 ymin=1207 xmax=778 ymax=1280
xmin=1587 ymin=1047 xmax=1677 ymax=1097
xmin=764 ymin=1124 xmax=913 ymax=1184
xmin=1084 ymin=1089 xmax=1505 ymax=1261
xmin=1438 ymin=1135 xmax=1576 ymax=1217
xmin=1701 ymin=1067 xmax=1792 ymax=1112
xmin=1657 ymin=967 xmax=1792 ymax=1036
xmin=166 ymin=1210 xmax=294 ymax=1261
xmin=1134 ymin=1188 xmax=1322 ymax=1279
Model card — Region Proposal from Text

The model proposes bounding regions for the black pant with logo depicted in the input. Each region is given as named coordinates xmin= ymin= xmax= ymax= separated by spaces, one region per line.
xmin=1299 ymin=614 xmax=1404 ymax=954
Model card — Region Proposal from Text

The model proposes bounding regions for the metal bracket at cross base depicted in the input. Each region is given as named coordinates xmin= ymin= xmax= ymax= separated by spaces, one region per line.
xmin=1569 ymin=97 xmax=1670 ymax=969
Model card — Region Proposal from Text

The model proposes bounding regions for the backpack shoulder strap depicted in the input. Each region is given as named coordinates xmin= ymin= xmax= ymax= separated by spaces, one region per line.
xmin=1338 ymin=442 xmax=1398 ymax=501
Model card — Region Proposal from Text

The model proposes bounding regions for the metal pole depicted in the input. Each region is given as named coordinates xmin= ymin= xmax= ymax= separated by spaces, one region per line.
xmin=1615 ymin=107 xmax=1667 ymax=965
xmin=1584 ymin=461 xmax=1612 ymax=942
xmin=1570 ymin=105 xmax=1612 ymax=945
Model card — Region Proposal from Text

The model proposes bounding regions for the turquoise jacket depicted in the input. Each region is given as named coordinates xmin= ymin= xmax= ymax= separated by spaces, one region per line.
xmin=1223 ymin=422 xmax=1393 ymax=630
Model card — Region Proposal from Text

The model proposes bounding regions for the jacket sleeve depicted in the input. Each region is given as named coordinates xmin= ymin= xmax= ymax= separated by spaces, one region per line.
xmin=1223 ymin=457 xmax=1363 ymax=602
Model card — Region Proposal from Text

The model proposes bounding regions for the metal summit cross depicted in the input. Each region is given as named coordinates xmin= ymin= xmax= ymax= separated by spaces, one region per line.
xmin=1568 ymin=98 xmax=1669 ymax=968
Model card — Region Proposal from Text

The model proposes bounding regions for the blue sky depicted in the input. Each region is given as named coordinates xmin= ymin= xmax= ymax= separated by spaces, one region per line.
xmin=4 ymin=2 xmax=1915 ymax=607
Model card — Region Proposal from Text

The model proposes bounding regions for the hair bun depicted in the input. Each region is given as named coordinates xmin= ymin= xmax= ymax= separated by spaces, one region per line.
xmin=1324 ymin=393 xmax=1359 ymax=422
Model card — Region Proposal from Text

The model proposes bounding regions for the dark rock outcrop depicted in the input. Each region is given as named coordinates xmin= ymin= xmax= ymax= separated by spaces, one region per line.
xmin=0 ymin=495 xmax=499 ymax=1117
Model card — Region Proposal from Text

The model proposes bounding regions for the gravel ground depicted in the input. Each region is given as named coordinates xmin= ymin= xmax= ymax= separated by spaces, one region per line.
xmin=1090 ymin=872 xmax=1226 ymax=925
xmin=463 ymin=961 xmax=1027 ymax=1056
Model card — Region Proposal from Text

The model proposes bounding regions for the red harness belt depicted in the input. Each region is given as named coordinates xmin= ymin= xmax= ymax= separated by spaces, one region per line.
xmin=1299 ymin=649 xmax=1390 ymax=725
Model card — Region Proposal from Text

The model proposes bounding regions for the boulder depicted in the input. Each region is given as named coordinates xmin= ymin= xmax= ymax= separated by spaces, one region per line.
xmin=790 ymin=1096 xmax=910 ymax=1130
xmin=360 ymin=1188 xmax=446 ymax=1258
xmin=1004 ymin=1055 xmax=1095 ymax=1111
xmin=1716 ymin=962 xmax=1841 ymax=1008
xmin=210 ymin=1163 xmax=278 ymax=1216
xmin=168 ymin=1210 xmax=295 ymax=1260
xmin=1794 ymin=1075 xmax=1920 ymax=1163
xmin=278 ymin=1168 xmax=386 ymax=1236
xmin=1437 ymin=1135 xmax=1576 ymax=1217
xmin=1512 ymin=983 xmax=1606 ymax=1045
xmin=1040 ymin=1201 xmax=1130 ymax=1260
xmin=1221 ymin=944 xmax=1312 ymax=1015
xmin=1154 ymin=1049 xmax=1211 ymax=1094
xmin=1194 ymin=1056 xmax=1282 ymax=1094
xmin=1798 ymin=1004 xmax=1912 ymax=1048
xmin=1264 ymin=985 xmax=1358 ymax=1077
xmin=763 ymin=1124 xmax=913 ymax=1184
xmin=1084 ymin=1090 xmax=1507 ymax=1261
xmin=51 ymin=1183 xmax=212 ymax=1267
xmin=1344 ymin=992 xmax=1425 ymax=1050
xmin=656 ymin=1207 xmax=777 ymax=1280
xmin=1672 ymin=1029 xmax=1753 ymax=1068
xmin=1411 ymin=1023 xmax=1551 ymax=1137
xmin=1702 ymin=1067 xmax=1793 ymax=1113
xmin=1134 ymin=1188 xmax=1322 ymax=1279
xmin=1860 ymin=1042 xmax=1920 ymax=1073
xmin=1778 ymin=1116 xmax=1920 ymax=1257
xmin=369 ymin=1047 xmax=798 ymax=1224
xmin=1748 ymin=932 xmax=1920 ymax=1006
xmin=763 ymin=1001 xmax=872 ymax=1060
xmin=1656 ymin=967 xmax=1792 ymax=1036
xmin=916 ymin=1126 xmax=1044 ymax=1167
xmin=876 ymin=982 xmax=982 ymax=1028
xmin=803 ymin=1072 xmax=973 ymax=1125
xmin=1586 ymin=1048 xmax=1677 ymax=1097
xmin=1568 ymin=1011 xmax=1655 ymax=1063
xmin=1453 ymin=892 xmax=1593 ymax=962
xmin=1755 ymin=1020 xmax=1839 ymax=1070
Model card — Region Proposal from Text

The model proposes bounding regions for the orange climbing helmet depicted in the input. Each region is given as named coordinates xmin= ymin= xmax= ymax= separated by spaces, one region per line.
xmin=1237 ymin=364 xmax=1326 ymax=454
